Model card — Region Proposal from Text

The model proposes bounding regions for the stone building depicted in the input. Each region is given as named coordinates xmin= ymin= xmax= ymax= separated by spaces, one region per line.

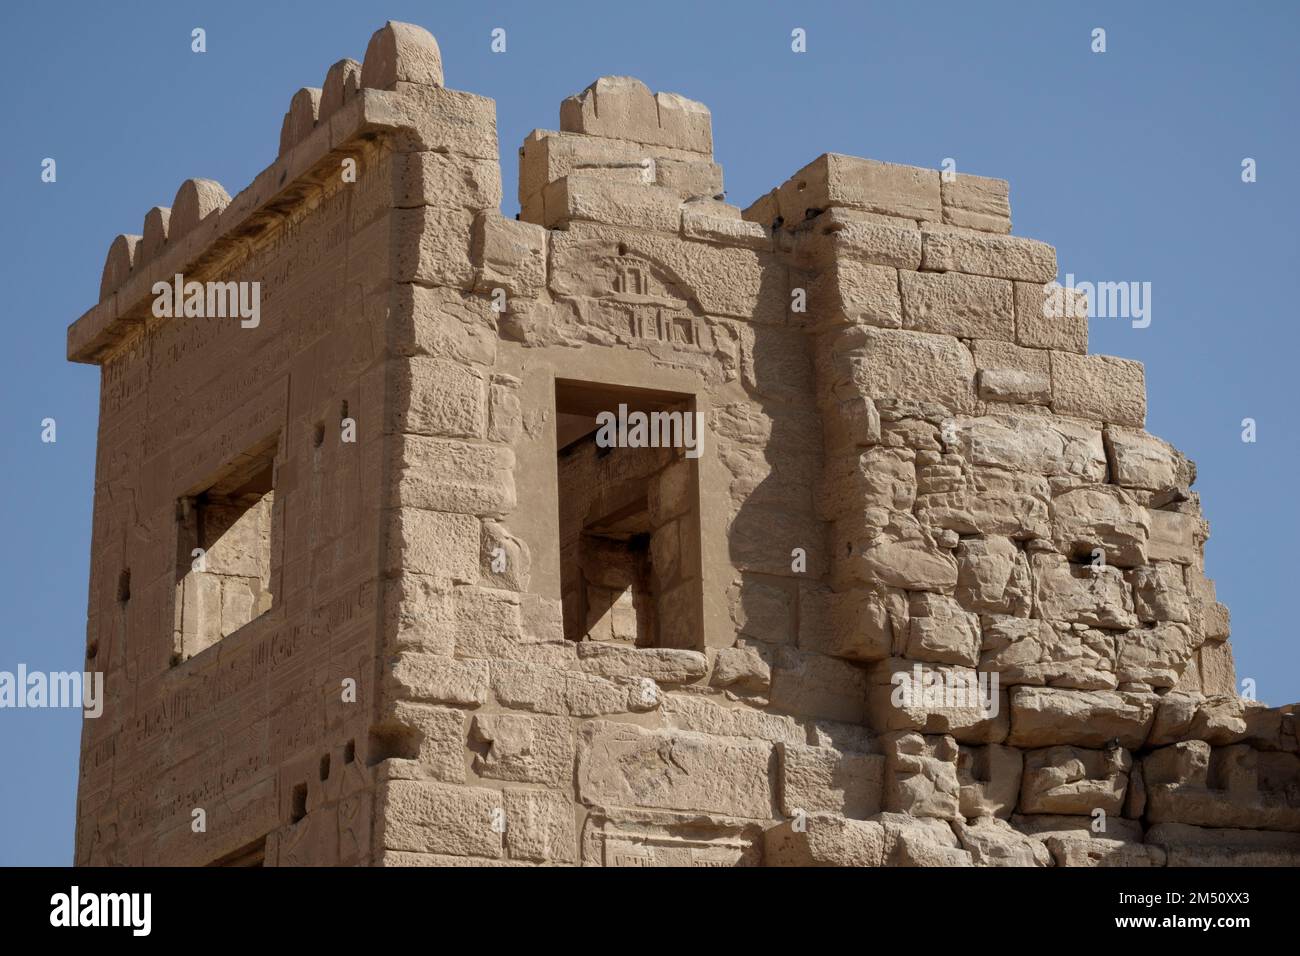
xmin=68 ymin=21 xmax=1298 ymax=866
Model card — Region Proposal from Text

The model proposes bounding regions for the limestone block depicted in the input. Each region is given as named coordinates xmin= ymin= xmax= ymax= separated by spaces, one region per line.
xmin=882 ymin=732 xmax=962 ymax=820
xmin=768 ymin=647 xmax=871 ymax=723
xmin=816 ymin=325 xmax=976 ymax=413
xmin=970 ymin=340 xmax=1051 ymax=404
xmin=915 ymin=468 xmax=1052 ymax=541
xmin=393 ymin=205 xmax=476 ymax=288
xmin=659 ymin=694 xmax=805 ymax=745
xmin=1198 ymin=641 xmax=1237 ymax=697
xmin=656 ymin=159 xmax=725 ymax=199
xmin=1050 ymin=351 xmax=1146 ymax=427
xmin=1128 ymin=563 xmax=1191 ymax=624
xmin=777 ymin=154 xmax=942 ymax=223
xmin=1050 ymin=485 xmax=1150 ymax=567
xmin=953 ymin=817 xmax=1052 ymax=866
xmin=470 ymin=713 xmax=574 ymax=787
xmin=1104 ymin=426 xmax=1194 ymax=491
xmin=390 ymin=285 xmax=498 ymax=365
xmin=681 ymin=205 xmax=769 ymax=249
xmin=764 ymin=815 xmax=886 ymax=867
xmin=944 ymin=413 xmax=1106 ymax=480
xmin=796 ymin=208 xmax=921 ymax=270
xmin=390 ymin=437 xmax=514 ymax=517
xmin=576 ymin=720 xmax=774 ymax=818
xmin=575 ymin=643 xmax=708 ymax=683
xmin=1030 ymin=553 xmax=1138 ymax=630
xmin=361 ymin=21 xmax=444 ymax=90
xmin=955 ymin=536 xmax=1032 ymax=616
xmin=797 ymin=585 xmax=899 ymax=663
xmin=389 ymin=357 xmax=487 ymax=438
xmin=492 ymin=661 xmax=651 ymax=717
xmin=383 ymin=508 xmax=481 ymax=583
xmin=958 ymin=743 xmax=1023 ymax=819
xmin=778 ymin=743 xmax=884 ymax=819
xmin=900 ymin=270 xmax=1014 ymax=340
xmin=386 ymin=654 xmax=488 ymax=707
xmin=379 ymin=703 xmax=467 ymax=782
xmin=904 ymin=592 xmax=981 ymax=667
xmin=470 ymin=213 xmax=547 ymax=301
xmin=817 ymin=447 xmax=916 ymax=518
xmin=542 ymin=175 xmax=681 ymax=231
xmin=1019 ymin=745 xmax=1131 ymax=815
xmin=808 ymin=260 xmax=902 ymax=329
xmin=882 ymin=813 xmax=973 ymax=866
xmin=979 ymin=618 xmax=1117 ymax=690
xmin=1115 ymin=622 xmax=1199 ymax=690
xmin=1145 ymin=509 xmax=1200 ymax=565
xmin=501 ymin=789 xmax=577 ymax=863
xmin=380 ymin=780 xmax=502 ymax=858
xmin=921 ymin=229 xmax=1056 ymax=283
xmin=711 ymin=642 xmax=773 ymax=693
xmin=396 ymin=151 xmax=503 ymax=212
xmin=1014 ymin=281 xmax=1088 ymax=353
xmin=866 ymin=659 xmax=1009 ymax=744
xmin=941 ymin=174 xmax=1011 ymax=233
xmin=561 ymin=77 xmax=712 ymax=154
xmin=1007 ymin=686 xmax=1156 ymax=749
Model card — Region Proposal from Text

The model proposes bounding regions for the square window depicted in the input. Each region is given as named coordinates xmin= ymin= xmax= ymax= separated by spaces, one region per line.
xmin=173 ymin=436 xmax=278 ymax=662
xmin=555 ymin=381 xmax=703 ymax=650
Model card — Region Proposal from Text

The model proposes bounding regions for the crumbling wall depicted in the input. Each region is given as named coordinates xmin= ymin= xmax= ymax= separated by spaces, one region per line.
xmin=71 ymin=21 xmax=1299 ymax=867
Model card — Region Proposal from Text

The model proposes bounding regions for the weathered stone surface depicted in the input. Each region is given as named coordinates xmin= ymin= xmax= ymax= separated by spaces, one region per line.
xmin=778 ymin=743 xmax=884 ymax=819
xmin=576 ymin=721 xmax=775 ymax=819
xmin=900 ymin=270 xmax=1014 ymax=340
xmin=1008 ymin=687 xmax=1155 ymax=749
xmin=921 ymin=229 xmax=1056 ymax=283
xmin=1050 ymin=352 xmax=1146 ymax=427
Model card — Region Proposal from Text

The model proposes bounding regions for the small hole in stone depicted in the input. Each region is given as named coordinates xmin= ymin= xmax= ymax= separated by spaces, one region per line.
xmin=313 ymin=423 xmax=325 ymax=447
xmin=291 ymin=783 xmax=308 ymax=823
xmin=319 ymin=754 xmax=331 ymax=782
xmin=116 ymin=569 xmax=131 ymax=604
xmin=344 ymin=739 xmax=356 ymax=764
xmin=617 ymin=243 xmax=628 ymax=256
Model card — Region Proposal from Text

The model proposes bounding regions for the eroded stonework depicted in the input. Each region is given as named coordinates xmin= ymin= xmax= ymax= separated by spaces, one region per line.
xmin=69 ymin=21 xmax=1299 ymax=867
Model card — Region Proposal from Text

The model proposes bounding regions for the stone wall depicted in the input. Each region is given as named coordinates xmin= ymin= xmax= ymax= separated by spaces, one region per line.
xmin=70 ymin=21 xmax=1299 ymax=867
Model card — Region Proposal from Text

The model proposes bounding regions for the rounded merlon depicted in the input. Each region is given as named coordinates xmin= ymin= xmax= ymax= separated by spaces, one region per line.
xmin=169 ymin=178 xmax=231 ymax=242
xmin=361 ymin=20 xmax=443 ymax=91
xmin=98 ymin=233 xmax=140 ymax=301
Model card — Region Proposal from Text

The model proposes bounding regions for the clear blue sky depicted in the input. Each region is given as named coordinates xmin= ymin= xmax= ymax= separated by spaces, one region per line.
xmin=0 ymin=1 xmax=1295 ymax=865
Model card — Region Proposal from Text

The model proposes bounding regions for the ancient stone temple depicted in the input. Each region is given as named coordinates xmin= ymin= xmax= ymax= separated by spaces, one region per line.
xmin=69 ymin=21 xmax=1298 ymax=866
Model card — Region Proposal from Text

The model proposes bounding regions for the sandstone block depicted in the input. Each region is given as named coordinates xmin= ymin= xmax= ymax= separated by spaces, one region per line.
xmin=778 ymin=743 xmax=884 ymax=819
xmin=1014 ymin=281 xmax=1089 ymax=353
xmin=921 ymin=229 xmax=1056 ymax=283
xmin=1008 ymin=686 xmax=1155 ymax=749
xmin=777 ymin=154 xmax=941 ymax=223
xmin=900 ymin=270 xmax=1014 ymax=340
xmin=1050 ymin=351 xmax=1146 ymax=427
xmin=471 ymin=714 xmax=573 ymax=787
xmin=941 ymin=174 xmax=1011 ymax=233
xmin=576 ymin=720 xmax=774 ymax=819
